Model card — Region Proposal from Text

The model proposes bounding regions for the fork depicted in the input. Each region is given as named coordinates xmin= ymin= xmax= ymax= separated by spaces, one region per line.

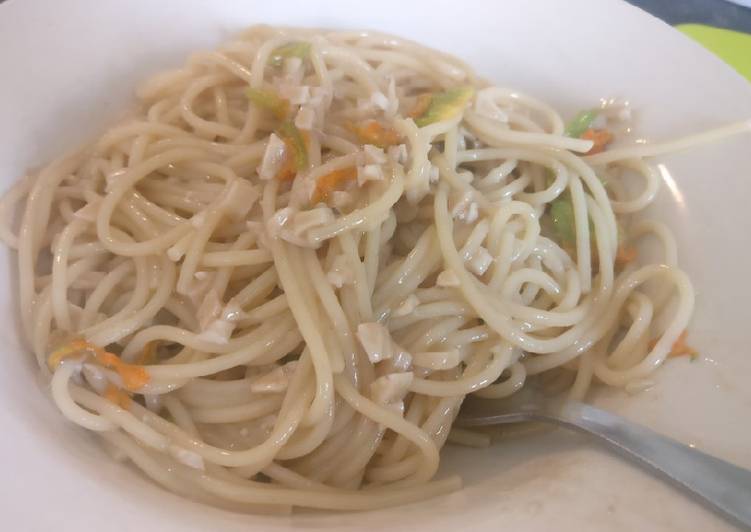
xmin=457 ymin=393 xmax=751 ymax=528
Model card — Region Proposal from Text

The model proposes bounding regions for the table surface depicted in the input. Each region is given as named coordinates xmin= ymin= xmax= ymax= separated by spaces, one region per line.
xmin=629 ymin=0 xmax=751 ymax=81
xmin=629 ymin=0 xmax=751 ymax=32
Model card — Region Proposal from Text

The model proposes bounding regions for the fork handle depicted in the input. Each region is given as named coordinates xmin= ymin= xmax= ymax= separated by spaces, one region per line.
xmin=558 ymin=402 xmax=751 ymax=528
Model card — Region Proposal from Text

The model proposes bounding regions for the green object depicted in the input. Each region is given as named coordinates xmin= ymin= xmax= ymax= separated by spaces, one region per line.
xmin=550 ymin=194 xmax=576 ymax=245
xmin=549 ymin=110 xmax=601 ymax=245
xmin=277 ymin=121 xmax=308 ymax=170
xmin=553 ymin=108 xmax=616 ymax=244
xmin=269 ymin=41 xmax=311 ymax=67
xmin=245 ymin=87 xmax=289 ymax=120
xmin=677 ymin=24 xmax=751 ymax=82
xmin=564 ymin=109 xmax=599 ymax=138
xmin=414 ymin=86 xmax=475 ymax=127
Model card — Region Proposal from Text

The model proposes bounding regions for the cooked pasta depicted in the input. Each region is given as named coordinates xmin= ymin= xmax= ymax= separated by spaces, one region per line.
xmin=2 ymin=25 xmax=749 ymax=513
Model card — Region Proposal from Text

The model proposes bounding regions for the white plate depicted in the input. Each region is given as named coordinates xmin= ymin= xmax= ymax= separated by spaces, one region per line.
xmin=1 ymin=0 xmax=750 ymax=530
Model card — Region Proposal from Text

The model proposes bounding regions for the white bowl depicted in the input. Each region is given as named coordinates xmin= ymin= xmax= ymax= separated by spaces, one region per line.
xmin=1 ymin=0 xmax=750 ymax=530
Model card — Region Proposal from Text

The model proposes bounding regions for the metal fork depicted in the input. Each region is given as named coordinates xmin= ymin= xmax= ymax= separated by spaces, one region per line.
xmin=457 ymin=393 xmax=751 ymax=528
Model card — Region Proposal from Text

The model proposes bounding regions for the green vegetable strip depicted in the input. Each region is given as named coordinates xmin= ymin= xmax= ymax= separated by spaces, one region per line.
xmin=564 ymin=109 xmax=598 ymax=138
xmin=269 ymin=41 xmax=311 ymax=67
xmin=277 ymin=121 xmax=308 ymax=170
xmin=414 ymin=86 xmax=475 ymax=127
xmin=550 ymin=109 xmax=600 ymax=246
xmin=246 ymin=88 xmax=289 ymax=120
xmin=550 ymin=193 xmax=576 ymax=244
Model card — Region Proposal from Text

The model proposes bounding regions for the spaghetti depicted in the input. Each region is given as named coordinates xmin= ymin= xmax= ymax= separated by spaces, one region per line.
xmin=2 ymin=25 xmax=749 ymax=513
